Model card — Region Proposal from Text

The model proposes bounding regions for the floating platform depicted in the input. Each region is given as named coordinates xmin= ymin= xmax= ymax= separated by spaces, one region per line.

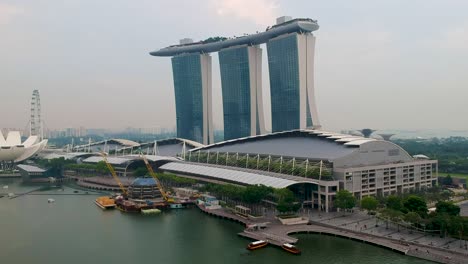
xmin=95 ymin=196 xmax=116 ymax=210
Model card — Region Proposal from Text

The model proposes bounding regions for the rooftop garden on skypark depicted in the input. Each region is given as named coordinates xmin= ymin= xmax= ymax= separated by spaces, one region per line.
xmin=167 ymin=36 xmax=228 ymax=48
xmin=182 ymin=151 xmax=334 ymax=180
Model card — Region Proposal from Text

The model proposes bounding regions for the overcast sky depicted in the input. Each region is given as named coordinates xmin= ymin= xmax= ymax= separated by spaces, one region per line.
xmin=1 ymin=0 xmax=467 ymax=133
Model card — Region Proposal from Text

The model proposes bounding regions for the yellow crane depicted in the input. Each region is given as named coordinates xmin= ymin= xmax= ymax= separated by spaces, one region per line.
xmin=99 ymin=152 xmax=127 ymax=196
xmin=140 ymin=155 xmax=174 ymax=203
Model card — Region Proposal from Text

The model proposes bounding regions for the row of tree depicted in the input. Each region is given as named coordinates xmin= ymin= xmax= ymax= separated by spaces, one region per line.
xmin=200 ymin=183 xmax=300 ymax=213
xmin=358 ymin=193 xmax=468 ymax=238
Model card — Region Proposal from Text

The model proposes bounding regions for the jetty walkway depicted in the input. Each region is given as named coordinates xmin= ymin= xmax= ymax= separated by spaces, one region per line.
xmin=197 ymin=205 xmax=468 ymax=263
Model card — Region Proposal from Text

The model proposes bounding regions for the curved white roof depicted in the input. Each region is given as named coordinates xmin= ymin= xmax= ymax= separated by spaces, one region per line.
xmin=6 ymin=131 xmax=21 ymax=146
xmin=160 ymin=162 xmax=312 ymax=188
xmin=0 ymin=131 xmax=6 ymax=146
xmin=0 ymin=131 xmax=47 ymax=162
xmin=344 ymin=139 xmax=377 ymax=146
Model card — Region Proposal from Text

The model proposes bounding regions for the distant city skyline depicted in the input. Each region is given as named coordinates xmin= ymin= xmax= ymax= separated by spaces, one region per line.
xmin=1 ymin=0 xmax=468 ymax=132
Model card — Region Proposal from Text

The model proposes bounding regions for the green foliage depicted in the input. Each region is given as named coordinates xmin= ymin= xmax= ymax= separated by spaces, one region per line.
xmin=243 ymin=185 xmax=275 ymax=204
xmin=403 ymin=195 xmax=428 ymax=216
xmin=335 ymin=190 xmax=356 ymax=211
xmin=200 ymin=183 xmax=277 ymax=205
xmin=394 ymin=137 xmax=468 ymax=174
xmin=442 ymin=175 xmax=453 ymax=186
xmin=36 ymin=157 xmax=74 ymax=176
xmin=361 ymin=196 xmax=378 ymax=212
xmin=404 ymin=212 xmax=421 ymax=225
xmin=158 ymin=173 xmax=196 ymax=185
xmin=95 ymin=161 xmax=109 ymax=174
xmin=274 ymin=188 xmax=300 ymax=213
xmin=386 ymin=195 xmax=403 ymax=211
xmin=435 ymin=201 xmax=460 ymax=216
xmin=133 ymin=167 xmax=148 ymax=177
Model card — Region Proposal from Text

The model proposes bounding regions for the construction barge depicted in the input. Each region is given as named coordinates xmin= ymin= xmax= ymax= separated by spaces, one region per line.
xmin=93 ymin=153 xmax=196 ymax=214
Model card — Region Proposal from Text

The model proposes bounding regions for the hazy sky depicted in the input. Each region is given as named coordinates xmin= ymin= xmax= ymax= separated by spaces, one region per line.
xmin=1 ymin=0 xmax=467 ymax=133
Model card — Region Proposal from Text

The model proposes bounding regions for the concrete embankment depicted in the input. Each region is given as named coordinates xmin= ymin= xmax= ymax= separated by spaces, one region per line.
xmin=197 ymin=206 xmax=468 ymax=263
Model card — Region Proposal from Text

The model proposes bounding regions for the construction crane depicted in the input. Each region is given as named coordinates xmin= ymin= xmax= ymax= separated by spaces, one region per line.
xmin=99 ymin=152 xmax=127 ymax=196
xmin=140 ymin=154 xmax=174 ymax=203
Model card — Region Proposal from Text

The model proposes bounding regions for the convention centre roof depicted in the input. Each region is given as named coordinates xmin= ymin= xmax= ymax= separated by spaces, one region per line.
xmin=160 ymin=162 xmax=317 ymax=189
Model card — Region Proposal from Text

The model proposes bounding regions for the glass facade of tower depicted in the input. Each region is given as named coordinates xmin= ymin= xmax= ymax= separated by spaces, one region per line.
xmin=219 ymin=47 xmax=251 ymax=140
xmin=171 ymin=54 xmax=204 ymax=143
xmin=267 ymin=34 xmax=301 ymax=132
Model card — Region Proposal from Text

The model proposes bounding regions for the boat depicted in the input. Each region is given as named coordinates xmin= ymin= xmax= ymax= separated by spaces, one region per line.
xmin=116 ymin=200 xmax=141 ymax=213
xmin=47 ymin=198 xmax=55 ymax=203
xmin=281 ymin=243 xmax=301 ymax=255
xmin=94 ymin=196 xmax=116 ymax=210
xmin=170 ymin=203 xmax=184 ymax=209
xmin=141 ymin=208 xmax=161 ymax=215
xmin=3 ymin=185 xmax=8 ymax=189
xmin=247 ymin=240 xmax=268 ymax=250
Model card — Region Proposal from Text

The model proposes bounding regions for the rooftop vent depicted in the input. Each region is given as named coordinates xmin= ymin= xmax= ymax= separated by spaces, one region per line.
xmin=179 ymin=38 xmax=193 ymax=45
xmin=276 ymin=16 xmax=292 ymax=25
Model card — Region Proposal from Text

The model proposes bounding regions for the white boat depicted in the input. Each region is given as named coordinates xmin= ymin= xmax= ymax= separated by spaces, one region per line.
xmin=3 ymin=185 xmax=8 ymax=189
xmin=141 ymin=208 xmax=161 ymax=215
xmin=47 ymin=198 xmax=55 ymax=203
xmin=8 ymin=193 xmax=14 ymax=197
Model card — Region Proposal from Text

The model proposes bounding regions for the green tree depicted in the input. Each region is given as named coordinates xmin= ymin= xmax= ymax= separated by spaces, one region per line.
xmin=95 ymin=161 xmax=110 ymax=174
xmin=275 ymin=188 xmax=300 ymax=214
xmin=361 ymin=196 xmax=378 ymax=213
xmin=386 ymin=195 xmax=402 ymax=211
xmin=404 ymin=212 xmax=421 ymax=233
xmin=134 ymin=167 xmax=148 ymax=177
xmin=380 ymin=208 xmax=403 ymax=230
xmin=442 ymin=175 xmax=453 ymax=186
xmin=242 ymin=185 xmax=274 ymax=204
xmin=335 ymin=190 xmax=356 ymax=214
xmin=403 ymin=195 xmax=428 ymax=216
xmin=435 ymin=201 xmax=460 ymax=216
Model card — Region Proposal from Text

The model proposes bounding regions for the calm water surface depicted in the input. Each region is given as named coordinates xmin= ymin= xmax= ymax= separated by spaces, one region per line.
xmin=0 ymin=179 xmax=430 ymax=264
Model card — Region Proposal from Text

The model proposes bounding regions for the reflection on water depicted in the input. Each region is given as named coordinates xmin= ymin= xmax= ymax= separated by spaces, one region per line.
xmin=0 ymin=179 xmax=430 ymax=264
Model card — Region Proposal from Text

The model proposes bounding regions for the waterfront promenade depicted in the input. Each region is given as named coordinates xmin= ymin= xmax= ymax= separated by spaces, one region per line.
xmin=198 ymin=206 xmax=468 ymax=264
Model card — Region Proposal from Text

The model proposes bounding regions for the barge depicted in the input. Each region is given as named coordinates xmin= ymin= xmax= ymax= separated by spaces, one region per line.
xmin=95 ymin=196 xmax=116 ymax=210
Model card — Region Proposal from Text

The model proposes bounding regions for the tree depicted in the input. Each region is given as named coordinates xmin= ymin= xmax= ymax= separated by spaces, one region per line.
xmin=403 ymin=195 xmax=428 ymax=216
xmin=275 ymin=188 xmax=300 ymax=214
xmin=95 ymin=161 xmax=110 ymax=174
xmin=404 ymin=212 xmax=421 ymax=233
xmin=134 ymin=167 xmax=148 ymax=177
xmin=442 ymin=175 xmax=453 ymax=186
xmin=241 ymin=185 xmax=274 ymax=204
xmin=435 ymin=201 xmax=460 ymax=216
xmin=335 ymin=190 xmax=356 ymax=214
xmin=380 ymin=208 xmax=403 ymax=231
xmin=386 ymin=195 xmax=402 ymax=211
xmin=361 ymin=196 xmax=378 ymax=213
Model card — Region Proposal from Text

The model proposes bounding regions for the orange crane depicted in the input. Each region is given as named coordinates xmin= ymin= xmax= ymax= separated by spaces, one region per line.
xmin=99 ymin=152 xmax=127 ymax=196
xmin=140 ymin=155 xmax=174 ymax=203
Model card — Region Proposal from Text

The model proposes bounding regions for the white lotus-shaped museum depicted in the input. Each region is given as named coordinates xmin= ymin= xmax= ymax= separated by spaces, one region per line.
xmin=0 ymin=131 xmax=47 ymax=163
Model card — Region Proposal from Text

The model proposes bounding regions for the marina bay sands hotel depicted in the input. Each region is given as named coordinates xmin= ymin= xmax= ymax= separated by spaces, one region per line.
xmin=150 ymin=16 xmax=321 ymax=144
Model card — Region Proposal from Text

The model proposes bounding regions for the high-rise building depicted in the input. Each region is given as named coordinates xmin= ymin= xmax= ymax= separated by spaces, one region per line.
xmin=150 ymin=17 xmax=320 ymax=142
xmin=171 ymin=52 xmax=214 ymax=144
xmin=218 ymin=45 xmax=265 ymax=140
xmin=267 ymin=30 xmax=320 ymax=132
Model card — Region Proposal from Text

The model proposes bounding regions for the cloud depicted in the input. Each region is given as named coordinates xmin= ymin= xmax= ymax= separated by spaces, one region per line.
xmin=0 ymin=3 xmax=24 ymax=25
xmin=212 ymin=0 xmax=279 ymax=26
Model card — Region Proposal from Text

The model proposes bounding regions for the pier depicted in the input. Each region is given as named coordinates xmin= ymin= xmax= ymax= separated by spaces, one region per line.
xmin=197 ymin=205 xmax=468 ymax=264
